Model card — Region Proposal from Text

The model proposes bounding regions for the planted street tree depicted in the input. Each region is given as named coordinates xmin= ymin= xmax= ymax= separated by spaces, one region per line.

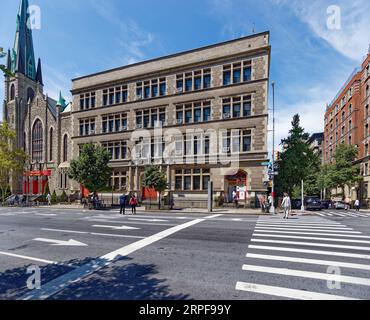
xmin=325 ymin=143 xmax=362 ymax=200
xmin=143 ymin=165 xmax=168 ymax=210
xmin=0 ymin=122 xmax=27 ymax=203
xmin=275 ymin=114 xmax=320 ymax=198
xmin=68 ymin=142 xmax=112 ymax=196
xmin=0 ymin=47 xmax=15 ymax=77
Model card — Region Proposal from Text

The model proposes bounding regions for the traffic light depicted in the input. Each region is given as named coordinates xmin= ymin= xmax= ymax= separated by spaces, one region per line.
xmin=275 ymin=151 xmax=281 ymax=161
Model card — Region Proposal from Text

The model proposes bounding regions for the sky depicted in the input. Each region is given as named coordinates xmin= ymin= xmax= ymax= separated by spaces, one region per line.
xmin=0 ymin=0 xmax=369 ymax=153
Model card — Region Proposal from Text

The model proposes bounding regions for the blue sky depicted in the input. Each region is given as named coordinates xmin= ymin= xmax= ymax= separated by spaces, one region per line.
xmin=1 ymin=0 xmax=369 ymax=149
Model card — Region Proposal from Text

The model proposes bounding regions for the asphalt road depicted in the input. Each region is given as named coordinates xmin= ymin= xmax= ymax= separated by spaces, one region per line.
xmin=0 ymin=206 xmax=370 ymax=300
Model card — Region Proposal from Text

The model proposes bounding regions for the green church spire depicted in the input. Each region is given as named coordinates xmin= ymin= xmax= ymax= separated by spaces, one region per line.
xmin=11 ymin=0 xmax=36 ymax=80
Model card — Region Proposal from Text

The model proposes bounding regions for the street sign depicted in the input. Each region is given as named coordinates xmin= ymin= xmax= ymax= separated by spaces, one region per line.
xmin=261 ymin=162 xmax=271 ymax=166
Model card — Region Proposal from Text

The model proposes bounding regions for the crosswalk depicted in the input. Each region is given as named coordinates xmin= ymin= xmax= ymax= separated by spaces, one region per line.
xmin=316 ymin=210 xmax=370 ymax=218
xmin=235 ymin=217 xmax=370 ymax=300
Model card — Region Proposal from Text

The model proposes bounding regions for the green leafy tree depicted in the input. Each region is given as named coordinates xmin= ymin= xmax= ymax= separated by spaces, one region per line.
xmin=325 ymin=144 xmax=362 ymax=200
xmin=60 ymin=190 xmax=68 ymax=203
xmin=0 ymin=122 xmax=27 ymax=203
xmin=0 ymin=47 xmax=15 ymax=77
xmin=275 ymin=114 xmax=320 ymax=198
xmin=68 ymin=142 xmax=112 ymax=195
xmin=143 ymin=165 xmax=168 ymax=209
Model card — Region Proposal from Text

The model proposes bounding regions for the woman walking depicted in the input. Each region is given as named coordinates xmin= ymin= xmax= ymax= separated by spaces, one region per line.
xmin=129 ymin=194 xmax=138 ymax=215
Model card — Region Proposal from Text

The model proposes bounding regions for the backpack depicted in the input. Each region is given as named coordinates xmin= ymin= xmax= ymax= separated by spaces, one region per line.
xmin=130 ymin=197 xmax=137 ymax=206
xmin=119 ymin=196 xmax=126 ymax=205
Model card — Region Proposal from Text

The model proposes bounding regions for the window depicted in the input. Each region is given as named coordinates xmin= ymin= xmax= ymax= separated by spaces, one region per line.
xmin=79 ymin=118 xmax=96 ymax=136
xmin=177 ymin=69 xmax=212 ymax=92
xmin=366 ymin=85 xmax=369 ymax=98
xmin=349 ymin=104 xmax=352 ymax=114
xmin=174 ymin=169 xmax=211 ymax=191
xmin=102 ymin=141 xmax=128 ymax=160
xmin=80 ymin=92 xmax=96 ymax=110
xmin=365 ymin=163 xmax=369 ymax=176
xmin=223 ymin=60 xmax=252 ymax=86
xmin=159 ymin=78 xmax=166 ymax=96
xmin=102 ymin=113 xmax=128 ymax=133
xmin=228 ymin=129 xmax=252 ymax=153
xmin=107 ymin=171 xmax=128 ymax=191
xmin=185 ymin=75 xmax=192 ymax=92
xmin=32 ymin=119 xmax=43 ymax=162
xmin=366 ymin=144 xmax=369 ymax=156
xmin=176 ymin=101 xmax=211 ymax=124
xmin=63 ymin=134 xmax=68 ymax=162
xmin=49 ymin=128 xmax=53 ymax=161
xmin=10 ymin=84 xmax=15 ymax=100
xmin=349 ymin=120 xmax=352 ymax=130
xmin=203 ymin=69 xmax=211 ymax=89
xmin=222 ymin=95 xmax=252 ymax=119
xmin=136 ymin=108 xmax=167 ymax=129
xmin=27 ymin=87 xmax=35 ymax=103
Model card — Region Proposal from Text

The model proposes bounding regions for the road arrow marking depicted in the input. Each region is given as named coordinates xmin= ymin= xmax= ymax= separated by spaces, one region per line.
xmin=93 ymin=225 xmax=140 ymax=230
xmin=33 ymin=238 xmax=88 ymax=246
xmin=128 ymin=218 xmax=168 ymax=222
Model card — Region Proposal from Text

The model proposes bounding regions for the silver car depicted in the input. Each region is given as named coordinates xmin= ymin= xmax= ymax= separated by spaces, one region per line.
xmin=334 ymin=201 xmax=346 ymax=210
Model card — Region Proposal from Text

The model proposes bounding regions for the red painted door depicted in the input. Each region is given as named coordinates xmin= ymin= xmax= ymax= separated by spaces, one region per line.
xmin=33 ymin=178 xmax=38 ymax=195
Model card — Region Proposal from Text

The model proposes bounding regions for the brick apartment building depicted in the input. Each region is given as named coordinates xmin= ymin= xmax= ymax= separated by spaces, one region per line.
xmin=323 ymin=50 xmax=370 ymax=204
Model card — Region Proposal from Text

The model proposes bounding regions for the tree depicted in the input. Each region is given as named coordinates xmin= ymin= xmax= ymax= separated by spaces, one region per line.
xmin=275 ymin=114 xmax=320 ymax=198
xmin=325 ymin=144 xmax=362 ymax=199
xmin=0 ymin=47 xmax=15 ymax=77
xmin=0 ymin=122 xmax=27 ymax=203
xmin=68 ymin=142 xmax=112 ymax=195
xmin=143 ymin=165 xmax=168 ymax=209
xmin=51 ymin=190 xmax=57 ymax=203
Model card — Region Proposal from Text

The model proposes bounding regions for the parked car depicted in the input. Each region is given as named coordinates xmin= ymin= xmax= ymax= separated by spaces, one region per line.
xmin=320 ymin=200 xmax=330 ymax=210
xmin=304 ymin=196 xmax=322 ymax=211
xmin=5 ymin=194 xmax=20 ymax=206
xmin=333 ymin=201 xmax=346 ymax=210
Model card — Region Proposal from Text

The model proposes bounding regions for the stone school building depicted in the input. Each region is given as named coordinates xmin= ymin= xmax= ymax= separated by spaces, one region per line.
xmin=4 ymin=0 xmax=271 ymax=208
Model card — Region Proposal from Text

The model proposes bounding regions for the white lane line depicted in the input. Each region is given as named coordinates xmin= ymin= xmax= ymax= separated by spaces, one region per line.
xmin=93 ymin=225 xmax=139 ymax=230
xmin=255 ymin=227 xmax=360 ymax=234
xmin=325 ymin=213 xmax=333 ymax=216
xmin=204 ymin=214 xmax=223 ymax=219
xmin=35 ymin=213 xmax=57 ymax=217
xmin=128 ymin=218 xmax=169 ymax=222
xmin=332 ymin=213 xmax=346 ymax=217
xmin=22 ymin=215 xmax=216 ymax=300
xmin=0 ymin=251 xmax=55 ymax=264
xmin=255 ymin=229 xmax=370 ymax=238
xmin=90 ymin=233 xmax=145 ymax=239
xmin=316 ymin=213 xmax=326 ymax=217
xmin=42 ymin=228 xmax=144 ymax=239
xmin=41 ymin=228 xmax=87 ymax=234
xmin=246 ymin=253 xmax=370 ymax=271
xmin=251 ymin=239 xmax=370 ymax=251
xmin=253 ymin=233 xmax=370 ymax=244
xmin=256 ymin=224 xmax=353 ymax=230
xmin=235 ymin=282 xmax=358 ymax=300
xmin=248 ymin=245 xmax=370 ymax=260
xmin=85 ymin=219 xmax=176 ymax=226
xmin=242 ymin=265 xmax=370 ymax=286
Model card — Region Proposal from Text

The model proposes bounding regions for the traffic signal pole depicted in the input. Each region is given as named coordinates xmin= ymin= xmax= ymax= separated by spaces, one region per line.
xmin=271 ymin=81 xmax=276 ymax=214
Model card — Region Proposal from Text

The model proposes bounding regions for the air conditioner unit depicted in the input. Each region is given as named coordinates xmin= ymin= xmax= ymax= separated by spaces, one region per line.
xmin=223 ymin=113 xmax=231 ymax=119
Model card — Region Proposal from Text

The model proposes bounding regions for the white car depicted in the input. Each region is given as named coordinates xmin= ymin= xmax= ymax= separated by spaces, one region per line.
xmin=334 ymin=201 xmax=346 ymax=210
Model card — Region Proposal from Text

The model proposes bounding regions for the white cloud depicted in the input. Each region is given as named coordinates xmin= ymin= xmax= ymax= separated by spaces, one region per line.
xmin=272 ymin=0 xmax=370 ymax=61
xmin=90 ymin=0 xmax=156 ymax=66
xmin=43 ymin=64 xmax=71 ymax=102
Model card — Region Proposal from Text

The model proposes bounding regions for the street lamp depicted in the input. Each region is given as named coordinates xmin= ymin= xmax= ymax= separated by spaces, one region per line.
xmin=271 ymin=81 xmax=276 ymax=214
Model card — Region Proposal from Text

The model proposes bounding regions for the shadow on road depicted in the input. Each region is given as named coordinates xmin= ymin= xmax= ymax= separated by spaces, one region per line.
xmin=0 ymin=256 xmax=190 ymax=300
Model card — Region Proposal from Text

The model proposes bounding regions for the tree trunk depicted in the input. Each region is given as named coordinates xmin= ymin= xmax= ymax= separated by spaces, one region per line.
xmin=158 ymin=192 xmax=161 ymax=210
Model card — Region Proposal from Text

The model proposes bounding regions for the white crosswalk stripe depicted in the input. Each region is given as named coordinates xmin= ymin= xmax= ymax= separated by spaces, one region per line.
xmin=315 ymin=210 xmax=370 ymax=218
xmin=235 ymin=217 xmax=370 ymax=300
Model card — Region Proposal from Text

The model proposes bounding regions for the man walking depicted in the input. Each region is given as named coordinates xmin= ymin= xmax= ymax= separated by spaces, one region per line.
xmin=354 ymin=199 xmax=360 ymax=212
xmin=119 ymin=192 xmax=127 ymax=215
xmin=268 ymin=194 xmax=273 ymax=213
xmin=46 ymin=193 xmax=52 ymax=206
xmin=281 ymin=193 xmax=291 ymax=219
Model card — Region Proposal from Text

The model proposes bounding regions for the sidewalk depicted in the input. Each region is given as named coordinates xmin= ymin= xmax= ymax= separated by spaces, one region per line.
xmin=30 ymin=204 xmax=272 ymax=215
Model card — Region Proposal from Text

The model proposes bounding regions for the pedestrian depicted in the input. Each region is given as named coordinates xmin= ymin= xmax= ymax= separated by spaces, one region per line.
xmin=260 ymin=195 xmax=266 ymax=213
xmin=233 ymin=192 xmax=239 ymax=208
xmin=268 ymin=194 xmax=273 ymax=213
xmin=354 ymin=199 xmax=360 ymax=212
xmin=129 ymin=194 xmax=138 ymax=215
xmin=46 ymin=193 xmax=52 ymax=206
xmin=345 ymin=197 xmax=351 ymax=211
xmin=281 ymin=193 xmax=291 ymax=219
xmin=119 ymin=192 xmax=127 ymax=215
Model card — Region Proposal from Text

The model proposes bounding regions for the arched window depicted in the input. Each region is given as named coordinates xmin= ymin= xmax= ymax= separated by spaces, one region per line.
xmin=49 ymin=128 xmax=53 ymax=161
xmin=10 ymin=84 xmax=15 ymax=100
xmin=63 ymin=134 xmax=68 ymax=162
xmin=32 ymin=119 xmax=43 ymax=162
xmin=27 ymin=87 xmax=35 ymax=103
